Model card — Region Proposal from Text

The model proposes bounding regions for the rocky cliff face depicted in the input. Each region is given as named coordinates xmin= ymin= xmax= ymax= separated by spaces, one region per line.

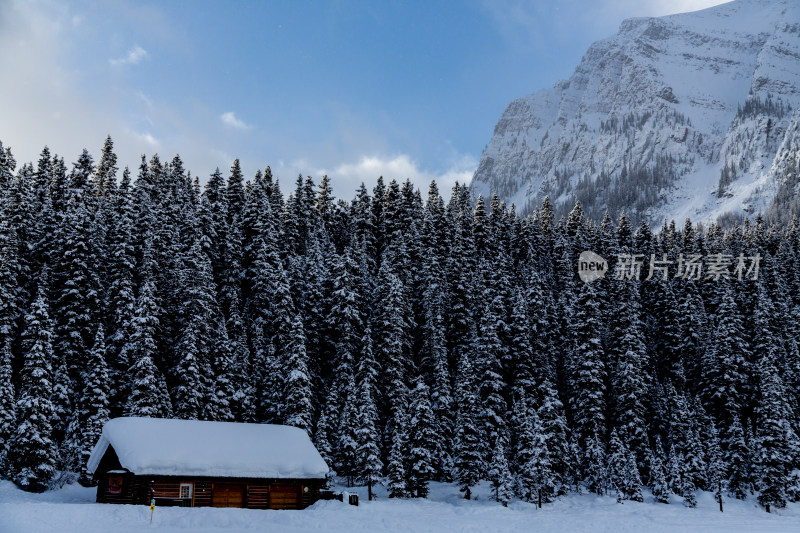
xmin=471 ymin=0 xmax=800 ymax=223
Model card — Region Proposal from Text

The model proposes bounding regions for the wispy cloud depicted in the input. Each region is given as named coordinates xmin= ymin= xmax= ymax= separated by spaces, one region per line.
xmin=110 ymin=45 xmax=148 ymax=66
xmin=0 ymin=1 xmax=238 ymax=183
xmin=482 ymin=0 xmax=730 ymax=52
xmin=603 ymin=0 xmax=729 ymax=18
xmin=220 ymin=111 xmax=249 ymax=130
xmin=325 ymin=153 xmax=477 ymax=199
xmin=133 ymin=131 xmax=159 ymax=147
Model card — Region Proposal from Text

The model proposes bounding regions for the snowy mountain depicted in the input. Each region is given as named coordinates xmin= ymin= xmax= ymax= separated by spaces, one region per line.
xmin=471 ymin=0 xmax=800 ymax=223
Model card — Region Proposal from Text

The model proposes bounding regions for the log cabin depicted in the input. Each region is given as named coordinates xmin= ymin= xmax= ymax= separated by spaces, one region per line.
xmin=86 ymin=417 xmax=329 ymax=510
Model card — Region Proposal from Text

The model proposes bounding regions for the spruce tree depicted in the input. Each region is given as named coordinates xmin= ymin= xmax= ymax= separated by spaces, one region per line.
xmin=723 ymin=403 xmax=750 ymax=499
xmin=9 ymin=287 xmax=57 ymax=492
xmin=514 ymin=400 xmax=555 ymax=503
xmin=453 ymin=347 xmax=483 ymax=499
xmin=314 ymin=403 xmax=335 ymax=477
xmin=666 ymin=444 xmax=683 ymax=494
xmin=584 ymin=433 xmax=607 ymax=495
xmin=387 ymin=402 xmax=409 ymax=498
xmin=681 ymin=459 xmax=698 ymax=508
xmin=607 ymin=429 xmax=628 ymax=500
xmin=0 ymin=214 xmax=22 ymax=356
xmin=172 ymin=319 xmax=204 ymax=419
xmin=355 ymin=329 xmax=382 ymax=500
xmin=611 ymin=279 xmax=650 ymax=462
xmin=423 ymin=272 xmax=453 ymax=481
xmin=684 ymin=421 xmax=709 ymax=492
xmin=283 ymin=314 xmax=313 ymax=433
xmin=54 ymin=186 xmax=100 ymax=384
xmin=570 ymin=283 xmax=607 ymax=447
xmin=105 ymin=167 xmax=137 ymax=416
xmin=78 ymin=326 xmax=109 ymax=485
xmin=375 ymin=264 xmax=410 ymax=430
xmin=510 ymin=287 xmax=536 ymax=402
xmin=49 ymin=354 xmax=74 ymax=463
xmin=326 ymin=251 xmax=364 ymax=421
xmin=407 ymin=379 xmax=436 ymax=498
xmin=754 ymin=354 xmax=790 ymax=511
xmin=0 ymin=341 xmax=16 ymax=476
xmin=125 ymin=250 xmax=167 ymax=417
xmin=624 ymin=450 xmax=644 ymax=502
xmin=174 ymin=239 xmax=219 ymax=421
xmin=702 ymin=285 xmax=748 ymax=426
xmin=336 ymin=373 xmax=359 ymax=487
xmin=488 ymin=438 xmax=513 ymax=506
xmin=538 ymin=379 xmax=570 ymax=495
xmin=649 ymin=439 xmax=671 ymax=503
xmin=199 ymin=320 xmax=234 ymax=423
xmin=477 ymin=297 xmax=508 ymax=460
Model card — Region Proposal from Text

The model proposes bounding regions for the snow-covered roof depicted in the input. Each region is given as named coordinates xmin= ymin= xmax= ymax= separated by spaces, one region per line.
xmin=86 ymin=417 xmax=329 ymax=479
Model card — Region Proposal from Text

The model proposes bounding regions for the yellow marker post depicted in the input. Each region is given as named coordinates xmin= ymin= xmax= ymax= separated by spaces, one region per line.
xmin=150 ymin=499 xmax=156 ymax=524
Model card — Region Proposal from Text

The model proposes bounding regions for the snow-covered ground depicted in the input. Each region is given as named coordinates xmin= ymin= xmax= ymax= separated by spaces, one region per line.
xmin=1 ymin=480 xmax=799 ymax=533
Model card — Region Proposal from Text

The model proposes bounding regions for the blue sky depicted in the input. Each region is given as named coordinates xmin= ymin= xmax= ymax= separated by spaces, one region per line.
xmin=0 ymin=0 xmax=728 ymax=198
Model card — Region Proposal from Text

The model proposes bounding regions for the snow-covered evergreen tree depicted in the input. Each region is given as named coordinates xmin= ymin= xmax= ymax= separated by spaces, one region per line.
xmin=649 ymin=439 xmax=671 ymax=504
xmin=0 ymin=341 xmax=16 ymax=476
xmin=283 ymin=314 xmax=313 ymax=433
xmin=387 ymin=402 xmax=409 ymax=498
xmin=514 ymin=399 xmax=556 ymax=503
xmin=570 ymin=283 xmax=607 ymax=446
xmin=754 ymin=349 xmax=791 ymax=511
xmin=9 ymin=287 xmax=57 ymax=492
xmin=477 ymin=297 xmax=508 ymax=462
xmin=407 ymin=379 xmax=436 ymax=498
xmin=355 ymin=328 xmax=382 ymax=500
xmin=453 ymin=347 xmax=483 ymax=500
xmin=538 ymin=379 xmax=570 ymax=496
xmin=77 ymin=326 xmax=109 ymax=485
xmin=610 ymin=278 xmax=650 ymax=462
xmin=125 ymin=249 xmax=168 ymax=418
xmin=584 ymin=433 xmax=607 ymax=495
xmin=336 ymin=372 xmax=359 ymax=487
xmin=488 ymin=438 xmax=513 ymax=506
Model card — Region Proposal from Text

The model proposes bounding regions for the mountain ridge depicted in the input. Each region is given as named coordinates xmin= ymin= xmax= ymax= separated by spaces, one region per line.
xmin=471 ymin=0 xmax=800 ymax=224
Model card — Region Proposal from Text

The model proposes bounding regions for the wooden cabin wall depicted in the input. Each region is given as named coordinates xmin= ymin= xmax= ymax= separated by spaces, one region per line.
xmin=247 ymin=482 xmax=269 ymax=509
xmin=194 ymin=481 xmax=212 ymax=507
xmin=151 ymin=480 xmax=180 ymax=498
xmin=94 ymin=473 xmax=324 ymax=509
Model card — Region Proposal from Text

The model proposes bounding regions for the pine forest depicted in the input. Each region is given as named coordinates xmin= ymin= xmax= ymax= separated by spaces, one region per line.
xmin=0 ymin=137 xmax=799 ymax=512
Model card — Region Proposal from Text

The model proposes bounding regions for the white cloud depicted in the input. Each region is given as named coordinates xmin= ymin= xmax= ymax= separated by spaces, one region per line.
xmin=133 ymin=131 xmax=159 ymax=148
xmin=0 ymin=2 xmax=170 ymax=175
xmin=137 ymin=90 xmax=153 ymax=109
xmin=110 ymin=45 xmax=147 ymax=66
xmin=605 ymin=0 xmax=730 ymax=17
xmin=220 ymin=111 xmax=249 ymax=130
xmin=482 ymin=0 xmax=731 ymax=53
xmin=323 ymin=153 xmax=477 ymax=200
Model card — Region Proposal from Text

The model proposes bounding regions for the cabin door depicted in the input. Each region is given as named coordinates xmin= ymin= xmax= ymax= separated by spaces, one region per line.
xmin=269 ymin=483 xmax=299 ymax=509
xmin=212 ymin=483 xmax=244 ymax=508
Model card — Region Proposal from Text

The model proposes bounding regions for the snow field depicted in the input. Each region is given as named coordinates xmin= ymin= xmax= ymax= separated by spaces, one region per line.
xmin=1 ymin=480 xmax=799 ymax=533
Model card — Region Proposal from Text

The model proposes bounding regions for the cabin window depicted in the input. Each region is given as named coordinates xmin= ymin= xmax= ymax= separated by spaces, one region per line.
xmin=108 ymin=476 xmax=123 ymax=494
xmin=180 ymin=483 xmax=193 ymax=499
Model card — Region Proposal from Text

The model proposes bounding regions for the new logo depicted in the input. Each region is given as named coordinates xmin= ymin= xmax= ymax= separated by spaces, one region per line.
xmin=578 ymin=251 xmax=608 ymax=283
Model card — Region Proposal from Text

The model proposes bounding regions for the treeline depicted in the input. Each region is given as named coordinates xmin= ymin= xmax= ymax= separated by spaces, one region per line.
xmin=0 ymin=137 xmax=798 ymax=511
